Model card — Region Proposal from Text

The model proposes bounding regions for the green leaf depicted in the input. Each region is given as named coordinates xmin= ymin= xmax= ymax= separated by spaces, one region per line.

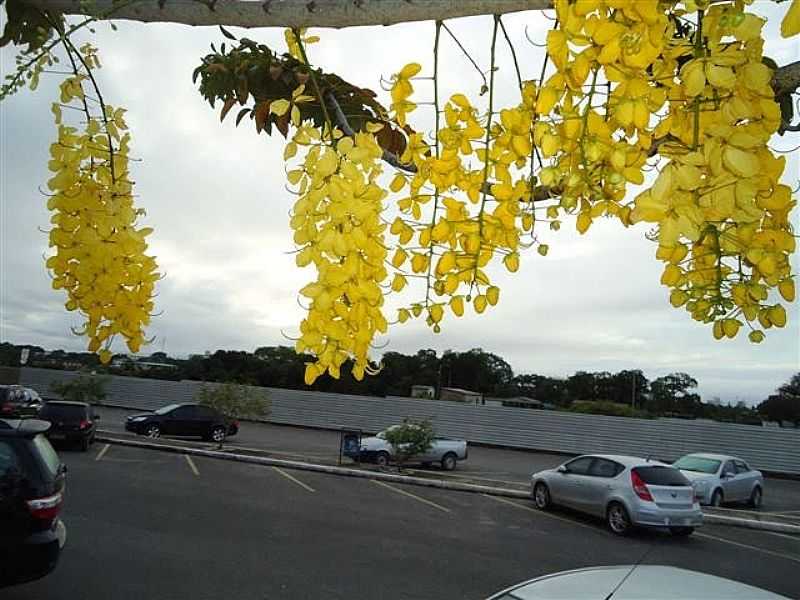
xmin=219 ymin=25 xmax=237 ymax=41
xmin=235 ymin=107 xmax=251 ymax=126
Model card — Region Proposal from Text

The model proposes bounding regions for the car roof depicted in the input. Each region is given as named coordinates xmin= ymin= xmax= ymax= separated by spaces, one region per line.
xmin=0 ymin=418 xmax=51 ymax=436
xmin=576 ymin=454 xmax=668 ymax=468
xmin=683 ymin=452 xmax=738 ymax=461
xmin=43 ymin=400 xmax=90 ymax=407
xmin=488 ymin=565 xmax=787 ymax=599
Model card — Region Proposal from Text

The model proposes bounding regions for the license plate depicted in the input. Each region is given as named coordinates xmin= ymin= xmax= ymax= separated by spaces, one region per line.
xmin=49 ymin=433 xmax=66 ymax=440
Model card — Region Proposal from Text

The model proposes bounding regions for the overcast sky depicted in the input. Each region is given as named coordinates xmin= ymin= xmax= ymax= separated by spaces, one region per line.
xmin=1 ymin=5 xmax=798 ymax=403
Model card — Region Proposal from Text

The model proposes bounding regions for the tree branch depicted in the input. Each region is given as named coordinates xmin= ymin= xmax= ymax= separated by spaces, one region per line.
xmin=324 ymin=90 xmax=415 ymax=172
xmin=19 ymin=0 xmax=553 ymax=29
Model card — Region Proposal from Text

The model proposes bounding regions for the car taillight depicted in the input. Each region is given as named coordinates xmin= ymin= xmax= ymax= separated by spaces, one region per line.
xmin=26 ymin=492 xmax=63 ymax=522
xmin=631 ymin=470 xmax=654 ymax=502
xmin=79 ymin=419 xmax=91 ymax=429
xmin=1 ymin=404 xmax=12 ymax=413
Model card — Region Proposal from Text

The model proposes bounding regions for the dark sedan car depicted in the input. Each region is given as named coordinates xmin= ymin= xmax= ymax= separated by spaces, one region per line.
xmin=125 ymin=403 xmax=238 ymax=442
xmin=1 ymin=418 xmax=67 ymax=588
xmin=38 ymin=401 xmax=98 ymax=451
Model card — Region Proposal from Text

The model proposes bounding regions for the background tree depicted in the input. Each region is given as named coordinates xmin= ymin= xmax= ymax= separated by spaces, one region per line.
xmin=648 ymin=373 xmax=701 ymax=416
xmin=49 ymin=373 xmax=108 ymax=404
xmin=195 ymin=382 xmax=271 ymax=448
xmin=382 ymin=418 xmax=435 ymax=469
xmin=758 ymin=373 xmax=800 ymax=426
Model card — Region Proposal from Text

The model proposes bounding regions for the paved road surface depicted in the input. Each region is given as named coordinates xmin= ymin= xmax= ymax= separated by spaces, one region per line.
xmin=6 ymin=444 xmax=800 ymax=599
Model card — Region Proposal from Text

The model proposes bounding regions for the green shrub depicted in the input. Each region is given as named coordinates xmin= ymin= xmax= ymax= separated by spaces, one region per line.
xmin=568 ymin=400 xmax=652 ymax=419
xmin=383 ymin=418 xmax=435 ymax=465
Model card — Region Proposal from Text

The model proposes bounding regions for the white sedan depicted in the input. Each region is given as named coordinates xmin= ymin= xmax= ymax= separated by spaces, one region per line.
xmin=672 ymin=453 xmax=764 ymax=508
xmin=354 ymin=427 xmax=468 ymax=471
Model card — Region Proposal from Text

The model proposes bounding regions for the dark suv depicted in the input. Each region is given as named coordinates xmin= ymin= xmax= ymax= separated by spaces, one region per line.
xmin=0 ymin=418 xmax=67 ymax=588
xmin=39 ymin=401 xmax=99 ymax=451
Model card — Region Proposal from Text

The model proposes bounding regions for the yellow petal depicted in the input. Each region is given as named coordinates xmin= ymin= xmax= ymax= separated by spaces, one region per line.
xmin=450 ymin=296 xmax=464 ymax=317
xmin=781 ymin=0 xmax=800 ymax=37
xmin=778 ymin=279 xmax=796 ymax=302
xmin=270 ymin=99 xmax=290 ymax=116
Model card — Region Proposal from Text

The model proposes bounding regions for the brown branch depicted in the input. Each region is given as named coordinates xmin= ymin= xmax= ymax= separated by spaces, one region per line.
xmin=19 ymin=0 xmax=553 ymax=29
xmin=324 ymin=90 xmax=415 ymax=172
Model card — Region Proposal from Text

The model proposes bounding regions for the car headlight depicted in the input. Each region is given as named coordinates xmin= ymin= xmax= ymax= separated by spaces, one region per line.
xmin=131 ymin=416 xmax=147 ymax=422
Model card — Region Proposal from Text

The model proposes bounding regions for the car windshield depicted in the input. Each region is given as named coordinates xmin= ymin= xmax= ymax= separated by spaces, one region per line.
xmin=673 ymin=456 xmax=722 ymax=474
xmin=154 ymin=404 xmax=181 ymax=415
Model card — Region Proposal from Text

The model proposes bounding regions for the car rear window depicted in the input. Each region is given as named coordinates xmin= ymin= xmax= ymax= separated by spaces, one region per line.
xmin=40 ymin=404 xmax=88 ymax=420
xmin=633 ymin=466 xmax=690 ymax=486
xmin=32 ymin=434 xmax=62 ymax=478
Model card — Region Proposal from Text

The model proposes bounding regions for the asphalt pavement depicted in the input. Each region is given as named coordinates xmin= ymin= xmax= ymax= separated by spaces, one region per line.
xmin=94 ymin=406 xmax=800 ymax=513
xmin=7 ymin=443 xmax=800 ymax=599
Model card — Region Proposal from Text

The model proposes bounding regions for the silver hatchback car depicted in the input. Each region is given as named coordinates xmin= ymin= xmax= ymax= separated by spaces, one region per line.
xmin=531 ymin=454 xmax=703 ymax=535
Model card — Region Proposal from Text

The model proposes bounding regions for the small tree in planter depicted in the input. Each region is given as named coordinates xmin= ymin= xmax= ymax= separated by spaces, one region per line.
xmin=50 ymin=374 xmax=108 ymax=405
xmin=195 ymin=383 xmax=270 ymax=449
xmin=383 ymin=418 xmax=435 ymax=470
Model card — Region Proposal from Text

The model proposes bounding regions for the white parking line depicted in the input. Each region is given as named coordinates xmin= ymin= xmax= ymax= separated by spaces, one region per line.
xmin=373 ymin=480 xmax=451 ymax=513
xmin=272 ymin=466 xmax=315 ymax=492
xmin=95 ymin=444 xmax=110 ymax=462
xmin=482 ymin=494 xmax=606 ymax=534
xmin=185 ymin=455 xmax=200 ymax=476
xmin=695 ymin=532 xmax=800 ymax=564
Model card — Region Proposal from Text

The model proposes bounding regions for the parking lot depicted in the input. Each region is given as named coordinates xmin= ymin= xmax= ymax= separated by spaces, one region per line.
xmin=95 ymin=406 xmax=800 ymax=513
xmin=6 ymin=441 xmax=800 ymax=599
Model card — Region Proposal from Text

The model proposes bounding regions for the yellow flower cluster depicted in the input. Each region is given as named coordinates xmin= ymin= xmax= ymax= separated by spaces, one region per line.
xmin=634 ymin=3 xmax=793 ymax=341
xmin=535 ymin=0 xmax=671 ymax=232
xmin=387 ymin=74 xmax=539 ymax=331
xmin=45 ymin=56 xmax=158 ymax=363
xmin=286 ymin=115 xmax=390 ymax=384
xmin=541 ymin=0 xmax=794 ymax=342
xmin=389 ymin=62 xmax=421 ymax=127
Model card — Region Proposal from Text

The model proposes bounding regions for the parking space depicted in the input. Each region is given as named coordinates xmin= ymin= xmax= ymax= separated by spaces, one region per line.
xmin=6 ymin=443 xmax=799 ymax=599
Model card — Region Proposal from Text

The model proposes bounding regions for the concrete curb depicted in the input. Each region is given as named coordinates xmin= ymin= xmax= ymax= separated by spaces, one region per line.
xmin=97 ymin=435 xmax=800 ymax=536
xmin=96 ymin=435 xmax=531 ymax=499
xmin=702 ymin=513 xmax=800 ymax=535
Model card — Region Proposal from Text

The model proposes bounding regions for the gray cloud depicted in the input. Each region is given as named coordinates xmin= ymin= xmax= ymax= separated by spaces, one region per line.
xmin=1 ymin=8 xmax=798 ymax=403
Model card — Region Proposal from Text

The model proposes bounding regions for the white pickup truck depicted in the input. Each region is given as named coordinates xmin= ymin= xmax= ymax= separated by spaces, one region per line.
xmin=354 ymin=426 xmax=468 ymax=470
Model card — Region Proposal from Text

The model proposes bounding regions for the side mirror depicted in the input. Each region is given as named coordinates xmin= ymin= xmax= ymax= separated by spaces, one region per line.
xmin=722 ymin=471 xmax=734 ymax=479
xmin=557 ymin=465 xmax=568 ymax=474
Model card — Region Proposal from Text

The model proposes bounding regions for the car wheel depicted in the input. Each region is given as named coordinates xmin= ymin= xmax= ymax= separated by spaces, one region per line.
xmin=375 ymin=451 xmax=390 ymax=467
xmin=533 ymin=482 xmax=551 ymax=510
xmin=441 ymin=453 xmax=457 ymax=471
xmin=748 ymin=486 xmax=763 ymax=509
xmin=607 ymin=502 xmax=632 ymax=536
xmin=669 ymin=526 xmax=695 ymax=537
xmin=145 ymin=424 xmax=161 ymax=439
xmin=710 ymin=489 xmax=723 ymax=507
xmin=211 ymin=426 xmax=226 ymax=443
xmin=80 ymin=437 xmax=90 ymax=452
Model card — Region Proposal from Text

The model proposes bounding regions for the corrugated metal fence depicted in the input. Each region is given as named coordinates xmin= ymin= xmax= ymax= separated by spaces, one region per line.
xmin=17 ymin=367 xmax=800 ymax=475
